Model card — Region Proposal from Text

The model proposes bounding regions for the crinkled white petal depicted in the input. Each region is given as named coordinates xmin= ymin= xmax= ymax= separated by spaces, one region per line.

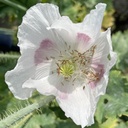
xmin=23 ymin=69 xmax=65 ymax=96
xmin=106 ymin=28 xmax=117 ymax=69
xmin=81 ymin=3 xmax=106 ymax=39
xmin=76 ymin=32 xmax=93 ymax=53
xmin=48 ymin=16 xmax=94 ymax=53
xmin=48 ymin=16 xmax=78 ymax=49
xmin=95 ymin=71 xmax=109 ymax=98
xmin=22 ymin=75 xmax=57 ymax=96
xmin=34 ymin=61 xmax=52 ymax=80
xmin=5 ymin=47 xmax=36 ymax=99
xmin=34 ymin=60 xmax=57 ymax=80
xmin=91 ymin=28 xmax=117 ymax=98
xmin=18 ymin=3 xmax=61 ymax=53
xmin=56 ymin=85 xmax=96 ymax=128
xmin=93 ymin=28 xmax=117 ymax=69
xmin=5 ymin=3 xmax=61 ymax=99
xmin=48 ymin=4 xmax=106 ymax=52
xmin=92 ymin=29 xmax=110 ymax=68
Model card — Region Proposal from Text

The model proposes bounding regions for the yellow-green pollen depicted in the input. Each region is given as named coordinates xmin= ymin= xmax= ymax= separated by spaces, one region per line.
xmin=59 ymin=60 xmax=75 ymax=77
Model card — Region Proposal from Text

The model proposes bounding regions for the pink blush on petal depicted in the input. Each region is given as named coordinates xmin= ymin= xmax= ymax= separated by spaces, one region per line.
xmin=40 ymin=39 xmax=54 ymax=49
xmin=89 ymin=81 xmax=96 ymax=89
xmin=58 ymin=91 xmax=68 ymax=100
xmin=89 ymin=64 xmax=104 ymax=88
xmin=77 ymin=33 xmax=91 ymax=53
xmin=34 ymin=39 xmax=53 ymax=65
xmin=92 ymin=64 xmax=104 ymax=78
xmin=77 ymin=33 xmax=90 ymax=43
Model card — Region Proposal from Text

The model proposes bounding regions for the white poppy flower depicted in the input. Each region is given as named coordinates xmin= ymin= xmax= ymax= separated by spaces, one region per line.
xmin=5 ymin=3 xmax=116 ymax=128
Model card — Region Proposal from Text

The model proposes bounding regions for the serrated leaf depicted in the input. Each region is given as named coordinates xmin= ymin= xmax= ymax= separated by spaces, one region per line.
xmin=19 ymin=106 xmax=56 ymax=128
xmin=105 ymin=93 xmax=128 ymax=117
xmin=104 ymin=70 xmax=128 ymax=117
xmin=23 ymin=113 xmax=56 ymax=128
xmin=95 ymin=70 xmax=128 ymax=125
xmin=112 ymin=31 xmax=128 ymax=72
xmin=107 ymin=70 xmax=127 ymax=95
xmin=22 ymin=107 xmax=80 ymax=128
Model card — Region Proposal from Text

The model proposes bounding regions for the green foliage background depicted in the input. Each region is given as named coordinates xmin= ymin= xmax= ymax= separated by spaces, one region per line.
xmin=0 ymin=0 xmax=128 ymax=128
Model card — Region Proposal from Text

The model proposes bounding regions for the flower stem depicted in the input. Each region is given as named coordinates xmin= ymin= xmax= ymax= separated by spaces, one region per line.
xmin=0 ymin=95 xmax=55 ymax=128
xmin=0 ymin=0 xmax=27 ymax=11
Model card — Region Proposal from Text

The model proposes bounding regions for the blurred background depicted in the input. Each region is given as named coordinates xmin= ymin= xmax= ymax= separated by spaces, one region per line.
xmin=0 ymin=0 xmax=128 ymax=128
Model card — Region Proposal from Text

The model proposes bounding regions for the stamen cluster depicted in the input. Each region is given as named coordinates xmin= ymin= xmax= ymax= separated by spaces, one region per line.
xmin=55 ymin=44 xmax=101 ymax=86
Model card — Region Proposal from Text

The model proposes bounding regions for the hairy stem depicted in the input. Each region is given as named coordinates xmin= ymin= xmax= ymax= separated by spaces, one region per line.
xmin=0 ymin=54 xmax=19 ymax=59
xmin=0 ymin=96 xmax=54 ymax=128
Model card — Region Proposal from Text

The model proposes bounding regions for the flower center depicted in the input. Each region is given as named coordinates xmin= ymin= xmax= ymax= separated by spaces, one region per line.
xmin=54 ymin=45 xmax=103 ymax=86
xmin=59 ymin=60 xmax=75 ymax=78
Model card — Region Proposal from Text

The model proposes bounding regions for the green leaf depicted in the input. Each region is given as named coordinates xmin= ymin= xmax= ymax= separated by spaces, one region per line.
xmin=99 ymin=117 xmax=118 ymax=128
xmin=62 ymin=1 xmax=86 ymax=22
xmin=0 ymin=96 xmax=54 ymax=128
xmin=56 ymin=119 xmax=81 ymax=128
xmin=104 ymin=93 xmax=128 ymax=117
xmin=95 ymin=95 xmax=106 ymax=124
xmin=49 ymin=106 xmax=67 ymax=120
xmin=23 ymin=112 xmax=56 ymax=128
xmin=112 ymin=31 xmax=128 ymax=72
xmin=104 ymin=70 xmax=128 ymax=117
xmin=115 ymin=121 xmax=128 ymax=128
xmin=107 ymin=70 xmax=127 ymax=95
xmin=95 ymin=70 xmax=128 ymax=125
